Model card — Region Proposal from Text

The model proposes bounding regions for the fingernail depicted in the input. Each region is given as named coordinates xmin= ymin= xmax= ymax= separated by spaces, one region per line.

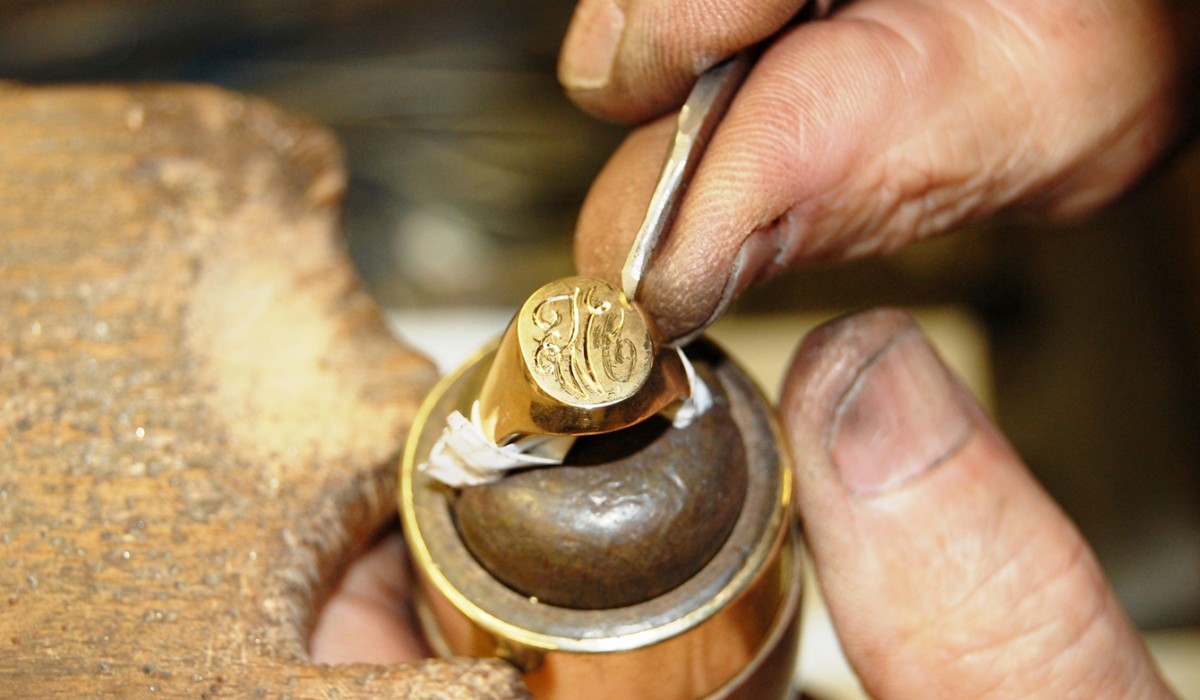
xmin=558 ymin=0 xmax=624 ymax=91
xmin=828 ymin=328 xmax=972 ymax=495
xmin=679 ymin=219 xmax=800 ymax=344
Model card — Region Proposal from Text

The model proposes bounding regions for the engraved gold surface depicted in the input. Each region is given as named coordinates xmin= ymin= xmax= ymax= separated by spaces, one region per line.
xmin=516 ymin=276 xmax=653 ymax=408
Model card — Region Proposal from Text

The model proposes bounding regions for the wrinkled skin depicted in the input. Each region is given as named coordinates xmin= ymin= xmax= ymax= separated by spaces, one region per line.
xmin=568 ymin=0 xmax=1195 ymax=342
xmin=314 ymin=1 xmax=1195 ymax=696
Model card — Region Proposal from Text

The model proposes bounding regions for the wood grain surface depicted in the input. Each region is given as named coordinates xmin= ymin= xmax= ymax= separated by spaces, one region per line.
xmin=0 ymin=83 xmax=527 ymax=698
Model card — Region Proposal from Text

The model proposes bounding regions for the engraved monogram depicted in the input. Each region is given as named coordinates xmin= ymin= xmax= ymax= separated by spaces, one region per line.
xmin=519 ymin=277 xmax=651 ymax=405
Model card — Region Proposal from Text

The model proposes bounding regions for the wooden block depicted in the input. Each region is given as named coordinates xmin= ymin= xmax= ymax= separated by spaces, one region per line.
xmin=0 ymin=83 xmax=527 ymax=698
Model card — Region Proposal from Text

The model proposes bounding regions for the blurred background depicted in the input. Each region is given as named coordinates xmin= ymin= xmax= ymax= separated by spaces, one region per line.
xmin=3 ymin=0 xmax=1197 ymax=674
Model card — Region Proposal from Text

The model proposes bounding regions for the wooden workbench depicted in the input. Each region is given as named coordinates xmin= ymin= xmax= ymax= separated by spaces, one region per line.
xmin=0 ymin=83 xmax=527 ymax=698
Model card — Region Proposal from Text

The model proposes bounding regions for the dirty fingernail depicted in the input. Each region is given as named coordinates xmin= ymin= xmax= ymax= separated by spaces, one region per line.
xmin=828 ymin=328 xmax=972 ymax=495
xmin=559 ymin=0 xmax=625 ymax=91
xmin=680 ymin=221 xmax=800 ymax=344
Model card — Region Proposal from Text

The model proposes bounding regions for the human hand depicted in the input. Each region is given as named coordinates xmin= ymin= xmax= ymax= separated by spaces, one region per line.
xmin=564 ymin=0 xmax=1196 ymax=342
xmin=309 ymin=1 xmax=1195 ymax=692
xmin=560 ymin=0 xmax=1192 ymax=696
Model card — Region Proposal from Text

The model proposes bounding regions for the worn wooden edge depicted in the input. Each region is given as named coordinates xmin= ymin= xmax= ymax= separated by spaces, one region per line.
xmin=0 ymin=81 xmax=527 ymax=698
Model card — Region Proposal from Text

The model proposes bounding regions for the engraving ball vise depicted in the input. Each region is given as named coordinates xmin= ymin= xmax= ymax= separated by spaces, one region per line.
xmin=400 ymin=338 xmax=802 ymax=699
xmin=400 ymin=51 xmax=806 ymax=700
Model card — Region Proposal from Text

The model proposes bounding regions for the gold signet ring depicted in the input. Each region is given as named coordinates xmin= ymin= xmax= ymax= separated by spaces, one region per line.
xmin=473 ymin=53 xmax=758 ymax=445
xmin=475 ymin=275 xmax=689 ymax=445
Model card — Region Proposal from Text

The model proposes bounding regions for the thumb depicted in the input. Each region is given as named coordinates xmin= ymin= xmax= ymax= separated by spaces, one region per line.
xmin=780 ymin=308 xmax=1173 ymax=699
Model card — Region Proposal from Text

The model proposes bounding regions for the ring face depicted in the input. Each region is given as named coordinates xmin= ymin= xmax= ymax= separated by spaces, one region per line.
xmin=517 ymin=276 xmax=653 ymax=408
